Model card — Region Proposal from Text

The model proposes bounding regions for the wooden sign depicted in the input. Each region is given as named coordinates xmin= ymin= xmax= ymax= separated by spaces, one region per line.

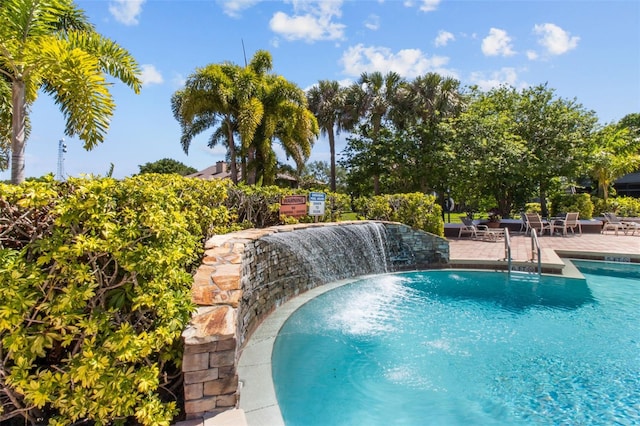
xmin=281 ymin=195 xmax=307 ymax=218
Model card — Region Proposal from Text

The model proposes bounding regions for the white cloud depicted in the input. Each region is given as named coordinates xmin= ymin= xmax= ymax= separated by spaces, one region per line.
xmin=269 ymin=0 xmax=345 ymax=42
xmin=533 ymin=23 xmax=579 ymax=55
xmin=140 ymin=64 xmax=163 ymax=86
xmin=481 ymin=28 xmax=516 ymax=57
xmin=418 ymin=0 xmax=441 ymax=12
xmin=403 ymin=0 xmax=441 ymax=12
xmin=218 ymin=0 xmax=261 ymax=18
xmin=108 ymin=0 xmax=145 ymax=26
xmin=435 ymin=30 xmax=455 ymax=47
xmin=526 ymin=50 xmax=538 ymax=60
xmin=469 ymin=67 xmax=523 ymax=91
xmin=340 ymin=44 xmax=455 ymax=79
xmin=365 ymin=14 xmax=380 ymax=31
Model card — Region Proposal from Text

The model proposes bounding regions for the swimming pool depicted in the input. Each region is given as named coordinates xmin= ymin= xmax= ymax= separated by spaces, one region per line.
xmin=272 ymin=261 xmax=640 ymax=425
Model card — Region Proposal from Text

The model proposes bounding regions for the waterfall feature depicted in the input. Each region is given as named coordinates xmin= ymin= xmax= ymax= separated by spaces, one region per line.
xmin=260 ymin=222 xmax=390 ymax=285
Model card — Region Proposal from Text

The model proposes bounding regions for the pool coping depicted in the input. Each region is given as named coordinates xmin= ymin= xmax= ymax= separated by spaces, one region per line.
xmin=236 ymin=263 xmax=595 ymax=426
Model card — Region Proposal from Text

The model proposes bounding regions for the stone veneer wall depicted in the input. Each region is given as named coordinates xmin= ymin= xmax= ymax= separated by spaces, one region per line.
xmin=180 ymin=221 xmax=449 ymax=420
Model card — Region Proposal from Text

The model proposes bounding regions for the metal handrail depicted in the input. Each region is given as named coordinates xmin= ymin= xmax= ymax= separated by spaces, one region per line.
xmin=530 ymin=229 xmax=542 ymax=275
xmin=504 ymin=227 xmax=511 ymax=274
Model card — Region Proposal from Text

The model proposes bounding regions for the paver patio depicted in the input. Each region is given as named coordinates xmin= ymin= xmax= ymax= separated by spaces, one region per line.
xmin=449 ymin=232 xmax=640 ymax=268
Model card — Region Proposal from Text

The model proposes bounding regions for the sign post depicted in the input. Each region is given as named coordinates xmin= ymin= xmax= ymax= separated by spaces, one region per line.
xmin=308 ymin=192 xmax=326 ymax=221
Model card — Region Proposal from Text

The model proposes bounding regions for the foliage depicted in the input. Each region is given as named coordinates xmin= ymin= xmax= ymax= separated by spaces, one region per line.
xmin=352 ymin=192 xmax=444 ymax=236
xmin=172 ymin=50 xmax=317 ymax=186
xmin=0 ymin=174 xmax=231 ymax=425
xmin=549 ymin=193 xmax=594 ymax=219
xmin=587 ymin=124 xmax=640 ymax=201
xmin=592 ymin=196 xmax=640 ymax=217
xmin=306 ymin=80 xmax=346 ymax=192
xmin=138 ymin=158 xmax=197 ymax=176
xmin=441 ymin=86 xmax=534 ymax=218
xmin=299 ymin=159 xmax=348 ymax=193
xmin=524 ymin=202 xmax=542 ymax=214
xmin=0 ymin=0 xmax=141 ymax=184
xmin=340 ymin=72 xmax=464 ymax=198
xmin=225 ymin=185 xmax=350 ymax=227
xmin=512 ymin=84 xmax=597 ymax=216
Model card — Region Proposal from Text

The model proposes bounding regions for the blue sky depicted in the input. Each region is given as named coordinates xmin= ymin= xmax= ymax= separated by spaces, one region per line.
xmin=3 ymin=0 xmax=639 ymax=181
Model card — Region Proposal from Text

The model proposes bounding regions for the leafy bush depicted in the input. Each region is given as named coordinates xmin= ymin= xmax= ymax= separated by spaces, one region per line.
xmin=353 ymin=192 xmax=444 ymax=236
xmin=225 ymin=185 xmax=350 ymax=227
xmin=593 ymin=196 xmax=640 ymax=217
xmin=549 ymin=193 xmax=594 ymax=219
xmin=0 ymin=175 xmax=231 ymax=425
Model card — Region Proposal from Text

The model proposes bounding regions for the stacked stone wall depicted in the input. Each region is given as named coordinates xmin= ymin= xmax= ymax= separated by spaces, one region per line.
xmin=181 ymin=221 xmax=449 ymax=420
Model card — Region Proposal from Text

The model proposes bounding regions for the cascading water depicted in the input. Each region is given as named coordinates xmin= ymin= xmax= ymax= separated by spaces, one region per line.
xmin=260 ymin=222 xmax=389 ymax=285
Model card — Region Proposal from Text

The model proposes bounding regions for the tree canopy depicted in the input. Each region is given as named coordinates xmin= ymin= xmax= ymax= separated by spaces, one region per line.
xmin=0 ymin=0 xmax=141 ymax=184
xmin=137 ymin=158 xmax=197 ymax=176
xmin=172 ymin=50 xmax=317 ymax=186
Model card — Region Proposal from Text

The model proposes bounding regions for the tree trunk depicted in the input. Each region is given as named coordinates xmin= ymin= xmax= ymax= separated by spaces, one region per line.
xmin=328 ymin=128 xmax=336 ymax=192
xmin=247 ymin=146 xmax=257 ymax=185
xmin=226 ymin=123 xmax=239 ymax=185
xmin=539 ymin=184 xmax=548 ymax=218
xmin=11 ymin=80 xmax=27 ymax=185
xmin=373 ymin=174 xmax=380 ymax=195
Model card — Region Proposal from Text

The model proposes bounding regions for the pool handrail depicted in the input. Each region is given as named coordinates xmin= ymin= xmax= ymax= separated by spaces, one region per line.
xmin=530 ymin=229 xmax=542 ymax=275
xmin=504 ymin=227 xmax=512 ymax=273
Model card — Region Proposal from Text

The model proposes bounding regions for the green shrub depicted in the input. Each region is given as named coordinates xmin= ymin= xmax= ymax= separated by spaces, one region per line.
xmin=549 ymin=193 xmax=594 ymax=219
xmin=522 ymin=202 xmax=541 ymax=215
xmin=0 ymin=175 xmax=231 ymax=425
xmin=593 ymin=196 xmax=640 ymax=217
xmin=353 ymin=192 xmax=444 ymax=236
xmin=225 ymin=186 xmax=350 ymax=227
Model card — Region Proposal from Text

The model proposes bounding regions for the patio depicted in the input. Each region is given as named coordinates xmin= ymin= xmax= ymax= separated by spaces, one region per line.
xmin=448 ymin=232 xmax=640 ymax=274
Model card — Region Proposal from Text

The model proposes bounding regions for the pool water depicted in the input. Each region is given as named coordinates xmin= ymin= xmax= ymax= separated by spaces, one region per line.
xmin=272 ymin=261 xmax=640 ymax=425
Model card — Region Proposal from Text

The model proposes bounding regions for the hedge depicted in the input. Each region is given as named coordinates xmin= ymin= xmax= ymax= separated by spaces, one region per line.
xmin=0 ymin=175 xmax=230 ymax=425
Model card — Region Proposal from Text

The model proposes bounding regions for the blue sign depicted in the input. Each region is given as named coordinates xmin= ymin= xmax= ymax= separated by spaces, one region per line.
xmin=309 ymin=192 xmax=326 ymax=202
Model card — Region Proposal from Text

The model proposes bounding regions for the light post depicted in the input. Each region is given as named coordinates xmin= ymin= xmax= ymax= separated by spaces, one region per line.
xmin=446 ymin=188 xmax=451 ymax=223
xmin=57 ymin=139 xmax=67 ymax=181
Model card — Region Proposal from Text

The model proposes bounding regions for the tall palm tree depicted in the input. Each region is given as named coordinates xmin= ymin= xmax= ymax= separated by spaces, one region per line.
xmin=249 ymin=74 xmax=318 ymax=185
xmin=0 ymin=0 xmax=141 ymax=184
xmin=0 ymin=75 xmax=11 ymax=170
xmin=171 ymin=51 xmax=270 ymax=184
xmin=401 ymin=73 xmax=465 ymax=193
xmin=307 ymin=80 xmax=345 ymax=192
xmin=343 ymin=71 xmax=403 ymax=195
xmin=173 ymin=50 xmax=317 ymax=186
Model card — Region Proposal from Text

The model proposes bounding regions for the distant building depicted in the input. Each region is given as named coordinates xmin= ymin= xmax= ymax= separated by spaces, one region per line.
xmin=187 ymin=161 xmax=299 ymax=188
xmin=186 ymin=161 xmax=235 ymax=180
xmin=614 ymin=172 xmax=640 ymax=198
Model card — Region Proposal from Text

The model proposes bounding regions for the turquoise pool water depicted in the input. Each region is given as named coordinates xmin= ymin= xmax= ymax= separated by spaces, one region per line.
xmin=272 ymin=262 xmax=640 ymax=425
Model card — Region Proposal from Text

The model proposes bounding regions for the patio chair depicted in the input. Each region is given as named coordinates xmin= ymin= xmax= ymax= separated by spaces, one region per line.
xmin=519 ymin=211 xmax=530 ymax=234
xmin=525 ymin=213 xmax=551 ymax=236
xmin=602 ymin=212 xmax=639 ymax=236
xmin=459 ymin=217 xmax=489 ymax=239
xmin=552 ymin=212 xmax=581 ymax=236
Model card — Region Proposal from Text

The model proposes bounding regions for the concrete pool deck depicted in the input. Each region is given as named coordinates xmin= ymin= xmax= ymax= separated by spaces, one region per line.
xmin=178 ymin=231 xmax=639 ymax=426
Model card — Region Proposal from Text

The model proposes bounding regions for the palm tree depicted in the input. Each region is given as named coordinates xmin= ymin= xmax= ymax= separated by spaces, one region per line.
xmin=307 ymin=80 xmax=346 ymax=192
xmin=173 ymin=50 xmax=317 ymax=186
xmin=0 ymin=75 xmax=11 ymax=170
xmin=589 ymin=124 xmax=640 ymax=201
xmin=249 ymin=73 xmax=318 ymax=185
xmin=343 ymin=71 xmax=403 ymax=195
xmin=0 ymin=0 xmax=141 ymax=184
xmin=171 ymin=51 xmax=270 ymax=184
xmin=401 ymin=73 xmax=465 ymax=193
